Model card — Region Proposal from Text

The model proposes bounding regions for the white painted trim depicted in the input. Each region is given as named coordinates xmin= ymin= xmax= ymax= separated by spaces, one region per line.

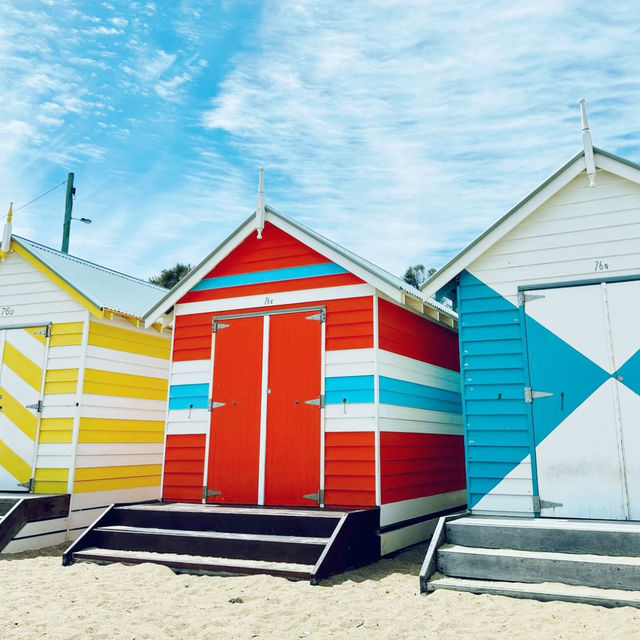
xmin=28 ymin=324 xmax=51 ymax=486
xmin=201 ymin=320 xmax=216 ymax=503
xmin=379 ymin=489 xmax=467 ymax=527
xmin=596 ymin=153 xmax=640 ymax=186
xmin=380 ymin=518 xmax=439 ymax=556
xmin=174 ymin=284 xmax=374 ymax=317
xmin=257 ymin=314 xmax=270 ymax=506
xmin=373 ymin=294 xmax=381 ymax=506
xmin=159 ymin=320 xmax=177 ymax=499
xmin=319 ymin=310 xmax=326 ymax=507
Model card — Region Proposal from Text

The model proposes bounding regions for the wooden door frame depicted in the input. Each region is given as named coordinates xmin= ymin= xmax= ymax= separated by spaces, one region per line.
xmin=202 ymin=305 xmax=326 ymax=506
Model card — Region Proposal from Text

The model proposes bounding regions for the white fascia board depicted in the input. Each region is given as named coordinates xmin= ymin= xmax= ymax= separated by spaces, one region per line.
xmin=143 ymin=215 xmax=256 ymax=327
xmin=269 ymin=212 xmax=405 ymax=304
xmin=422 ymin=152 xmax=586 ymax=298
xmin=595 ymin=152 xmax=640 ymax=186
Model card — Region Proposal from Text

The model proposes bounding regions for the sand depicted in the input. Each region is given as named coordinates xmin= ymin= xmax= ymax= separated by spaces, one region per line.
xmin=1 ymin=543 xmax=639 ymax=640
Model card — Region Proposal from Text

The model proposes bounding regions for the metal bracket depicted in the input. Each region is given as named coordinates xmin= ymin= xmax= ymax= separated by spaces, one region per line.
xmin=532 ymin=495 xmax=563 ymax=513
xmin=34 ymin=325 xmax=51 ymax=337
xmin=17 ymin=478 xmax=34 ymax=492
xmin=203 ymin=487 xmax=221 ymax=500
xmin=306 ymin=310 xmax=325 ymax=322
xmin=517 ymin=291 xmax=545 ymax=306
xmin=303 ymin=489 xmax=324 ymax=504
xmin=524 ymin=387 xmax=554 ymax=403
xmin=25 ymin=400 xmax=43 ymax=413
xmin=212 ymin=321 xmax=230 ymax=333
xmin=304 ymin=394 xmax=325 ymax=408
xmin=209 ymin=400 xmax=226 ymax=410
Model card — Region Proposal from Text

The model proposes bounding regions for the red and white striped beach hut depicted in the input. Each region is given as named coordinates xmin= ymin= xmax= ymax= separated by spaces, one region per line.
xmin=143 ymin=205 xmax=465 ymax=555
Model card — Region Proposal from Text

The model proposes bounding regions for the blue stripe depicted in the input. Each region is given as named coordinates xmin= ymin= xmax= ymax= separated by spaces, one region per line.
xmin=325 ymin=375 xmax=374 ymax=404
xmin=379 ymin=376 xmax=462 ymax=413
xmin=191 ymin=262 xmax=348 ymax=291
xmin=169 ymin=383 xmax=209 ymax=410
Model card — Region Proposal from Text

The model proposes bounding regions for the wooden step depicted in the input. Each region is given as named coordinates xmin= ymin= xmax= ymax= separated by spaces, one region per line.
xmin=92 ymin=525 xmax=329 ymax=564
xmin=112 ymin=504 xmax=342 ymax=537
xmin=447 ymin=517 xmax=640 ymax=557
xmin=427 ymin=573 xmax=640 ymax=609
xmin=438 ymin=544 xmax=640 ymax=591
xmin=73 ymin=547 xmax=315 ymax=580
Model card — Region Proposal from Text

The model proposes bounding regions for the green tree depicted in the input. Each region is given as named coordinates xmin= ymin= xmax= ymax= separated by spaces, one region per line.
xmin=402 ymin=264 xmax=436 ymax=289
xmin=149 ymin=262 xmax=193 ymax=289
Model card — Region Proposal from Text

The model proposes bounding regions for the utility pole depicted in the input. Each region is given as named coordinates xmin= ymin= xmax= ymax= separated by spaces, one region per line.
xmin=61 ymin=172 xmax=75 ymax=253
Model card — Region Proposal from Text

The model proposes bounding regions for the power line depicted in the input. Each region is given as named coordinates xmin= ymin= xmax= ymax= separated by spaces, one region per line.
xmin=12 ymin=178 xmax=68 ymax=213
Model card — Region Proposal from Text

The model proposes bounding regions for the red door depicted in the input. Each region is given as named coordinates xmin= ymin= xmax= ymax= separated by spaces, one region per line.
xmin=206 ymin=316 xmax=263 ymax=503
xmin=264 ymin=311 xmax=322 ymax=506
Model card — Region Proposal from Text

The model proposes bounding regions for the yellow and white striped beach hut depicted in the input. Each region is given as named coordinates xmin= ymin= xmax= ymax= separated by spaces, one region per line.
xmin=0 ymin=235 xmax=171 ymax=552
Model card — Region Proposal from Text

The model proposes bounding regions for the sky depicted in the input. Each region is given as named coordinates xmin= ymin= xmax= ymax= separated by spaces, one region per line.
xmin=1 ymin=1 xmax=640 ymax=283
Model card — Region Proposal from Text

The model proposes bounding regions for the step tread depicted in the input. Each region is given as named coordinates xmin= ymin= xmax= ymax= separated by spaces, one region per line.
xmin=427 ymin=574 xmax=640 ymax=608
xmin=96 ymin=524 xmax=330 ymax=545
xmin=117 ymin=504 xmax=348 ymax=518
xmin=450 ymin=516 xmax=640 ymax=534
xmin=73 ymin=547 xmax=315 ymax=577
xmin=440 ymin=544 xmax=640 ymax=566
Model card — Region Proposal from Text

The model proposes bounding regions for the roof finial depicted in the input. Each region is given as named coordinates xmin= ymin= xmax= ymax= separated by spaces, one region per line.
xmin=0 ymin=202 xmax=13 ymax=260
xmin=579 ymin=98 xmax=596 ymax=187
xmin=256 ymin=166 xmax=265 ymax=239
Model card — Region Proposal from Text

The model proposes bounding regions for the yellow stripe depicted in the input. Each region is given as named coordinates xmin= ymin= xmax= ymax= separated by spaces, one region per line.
xmin=0 ymin=438 xmax=30 ymax=482
xmin=44 ymin=368 xmax=79 ymax=394
xmin=50 ymin=322 xmax=84 ymax=347
xmin=34 ymin=467 xmax=69 ymax=482
xmin=78 ymin=418 xmax=165 ymax=444
xmin=73 ymin=463 xmax=161 ymax=493
xmin=12 ymin=241 xmax=104 ymax=319
xmin=83 ymin=369 xmax=168 ymax=400
xmin=88 ymin=321 xmax=170 ymax=360
xmin=34 ymin=480 xmax=68 ymax=494
xmin=3 ymin=341 xmax=42 ymax=390
xmin=24 ymin=326 xmax=47 ymax=345
xmin=39 ymin=418 xmax=74 ymax=443
xmin=0 ymin=385 xmax=37 ymax=439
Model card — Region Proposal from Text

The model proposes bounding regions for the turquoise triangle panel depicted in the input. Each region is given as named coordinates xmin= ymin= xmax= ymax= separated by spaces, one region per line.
xmin=525 ymin=315 xmax=610 ymax=445
xmin=615 ymin=349 xmax=640 ymax=396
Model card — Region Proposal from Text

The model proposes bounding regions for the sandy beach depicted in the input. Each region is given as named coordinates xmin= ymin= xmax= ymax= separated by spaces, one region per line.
xmin=1 ymin=543 xmax=639 ymax=640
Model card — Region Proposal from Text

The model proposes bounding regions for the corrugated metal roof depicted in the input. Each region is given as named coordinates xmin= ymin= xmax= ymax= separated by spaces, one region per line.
xmin=13 ymin=236 xmax=168 ymax=319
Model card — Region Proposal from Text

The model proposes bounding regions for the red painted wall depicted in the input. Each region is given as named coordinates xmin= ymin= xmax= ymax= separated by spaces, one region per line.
xmin=163 ymin=434 xmax=206 ymax=502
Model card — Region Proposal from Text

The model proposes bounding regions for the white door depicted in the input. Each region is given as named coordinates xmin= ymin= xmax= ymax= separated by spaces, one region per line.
xmin=524 ymin=280 xmax=640 ymax=519
xmin=0 ymin=326 xmax=49 ymax=492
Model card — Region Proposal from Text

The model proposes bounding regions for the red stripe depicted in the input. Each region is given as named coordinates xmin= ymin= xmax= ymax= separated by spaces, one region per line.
xmin=378 ymin=298 xmax=460 ymax=371
xmin=380 ymin=432 xmax=465 ymax=504
xmin=162 ymin=434 xmax=205 ymax=503
xmin=178 ymin=272 xmax=362 ymax=304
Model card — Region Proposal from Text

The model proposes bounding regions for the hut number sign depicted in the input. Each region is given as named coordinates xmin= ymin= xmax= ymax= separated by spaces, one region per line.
xmin=594 ymin=260 xmax=609 ymax=271
xmin=0 ymin=306 xmax=15 ymax=316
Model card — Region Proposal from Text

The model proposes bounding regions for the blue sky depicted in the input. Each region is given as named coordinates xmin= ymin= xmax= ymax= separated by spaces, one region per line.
xmin=2 ymin=1 xmax=640 ymax=282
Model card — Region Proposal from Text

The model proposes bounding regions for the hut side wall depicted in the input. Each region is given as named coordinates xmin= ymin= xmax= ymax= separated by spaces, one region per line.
xmin=460 ymin=168 xmax=640 ymax=516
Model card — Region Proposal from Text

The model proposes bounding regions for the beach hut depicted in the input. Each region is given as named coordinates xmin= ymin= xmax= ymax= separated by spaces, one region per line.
xmin=64 ymin=198 xmax=465 ymax=580
xmin=0 ymin=231 xmax=171 ymax=553
xmin=419 ymin=106 xmax=640 ymax=606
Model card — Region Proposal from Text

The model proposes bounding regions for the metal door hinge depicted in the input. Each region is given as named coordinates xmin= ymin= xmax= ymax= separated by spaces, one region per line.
xmin=34 ymin=325 xmax=51 ymax=337
xmin=26 ymin=400 xmax=43 ymax=413
xmin=532 ymin=495 xmax=563 ymax=513
xmin=212 ymin=321 xmax=230 ymax=333
xmin=203 ymin=487 xmax=221 ymax=500
xmin=303 ymin=489 xmax=324 ymax=504
xmin=306 ymin=310 xmax=325 ymax=322
xmin=524 ymin=387 xmax=554 ymax=403
xmin=210 ymin=400 xmax=226 ymax=410
xmin=304 ymin=394 xmax=325 ymax=408
xmin=517 ymin=291 xmax=545 ymax=306
xmin=17 ymin=478 xmax=34 ymax=492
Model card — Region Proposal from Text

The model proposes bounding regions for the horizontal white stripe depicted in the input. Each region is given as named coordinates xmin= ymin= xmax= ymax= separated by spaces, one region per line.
xmin=0 ymin=414 xmax=34 ymax=462
xmin=325 ymin=348 xmax=375 ymax=365
xmin=379 ymin=411 xmax=463 ymax=435
xmin=34 ymin=454 xmax=72 ymax=468
xmin=380 ymin=520 xmax=439 ymax=556
xmin=84 ymin=345 xmax=169 ymax=378
xmin=79 ymin=394 xmax=167 ymax=413
xmin=170 ymin=371 xmax=211 ymax=386
xmin=5 ymin=328 xmax=46 ymax=368
xmin=175 ymin=284 xmax=374 ymax=317
xmin=378 ymin=404 xmax=462 ymax=424
xmin=13 ymin=517 xmax=68 ymax=539
xmin=167 ymin=421 xmax=209 ymax=436
xmin=76 ymin=442 xmax=164 ymax=456
xmin=69 ymin=485 xmax=161 ymax=510
xmin=41 ymin=394 xmax=78 ymax=410
xmin=325 ymin=418 xmax=375 ymax=432
xmin=36 ymin=442 xmax=72 ymax=457
xmin=48 ymin=345 xmax=82 ymax=361
xmin=171 ymin=359 xmax=211 ymax=375
xmin=325 ymin=403 xmax=376 ymax=419
xmin=46 ymin=353 xmax=82 ymax=370
xmin=378 ymin=349 xmax=461 ymax=392
xmin=379 ymin=489 xmax=467 ymax=527
xmin=325 ymin=355 xmax=374 ymax=377
xmin=2 ymin=531 xmax=68 ymax=553
xmin=69 ymin=506 xmax=109 ymax=530
xmin=41 ymin=405 xmax=76 ymax=419
xmin=76 ymin=453 xmax=163 ymax=468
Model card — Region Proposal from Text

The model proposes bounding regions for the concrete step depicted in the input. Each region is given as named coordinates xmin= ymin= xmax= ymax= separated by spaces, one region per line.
xmin=438 ymin=544 xmax=640 ymax=591
xmin=446 ymin=517 xmax=640 ymax=557
xmin=73 ymin=547 xmax=315 ymax=580
xmin=427 ymin=573 xmax=640 ymax=609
